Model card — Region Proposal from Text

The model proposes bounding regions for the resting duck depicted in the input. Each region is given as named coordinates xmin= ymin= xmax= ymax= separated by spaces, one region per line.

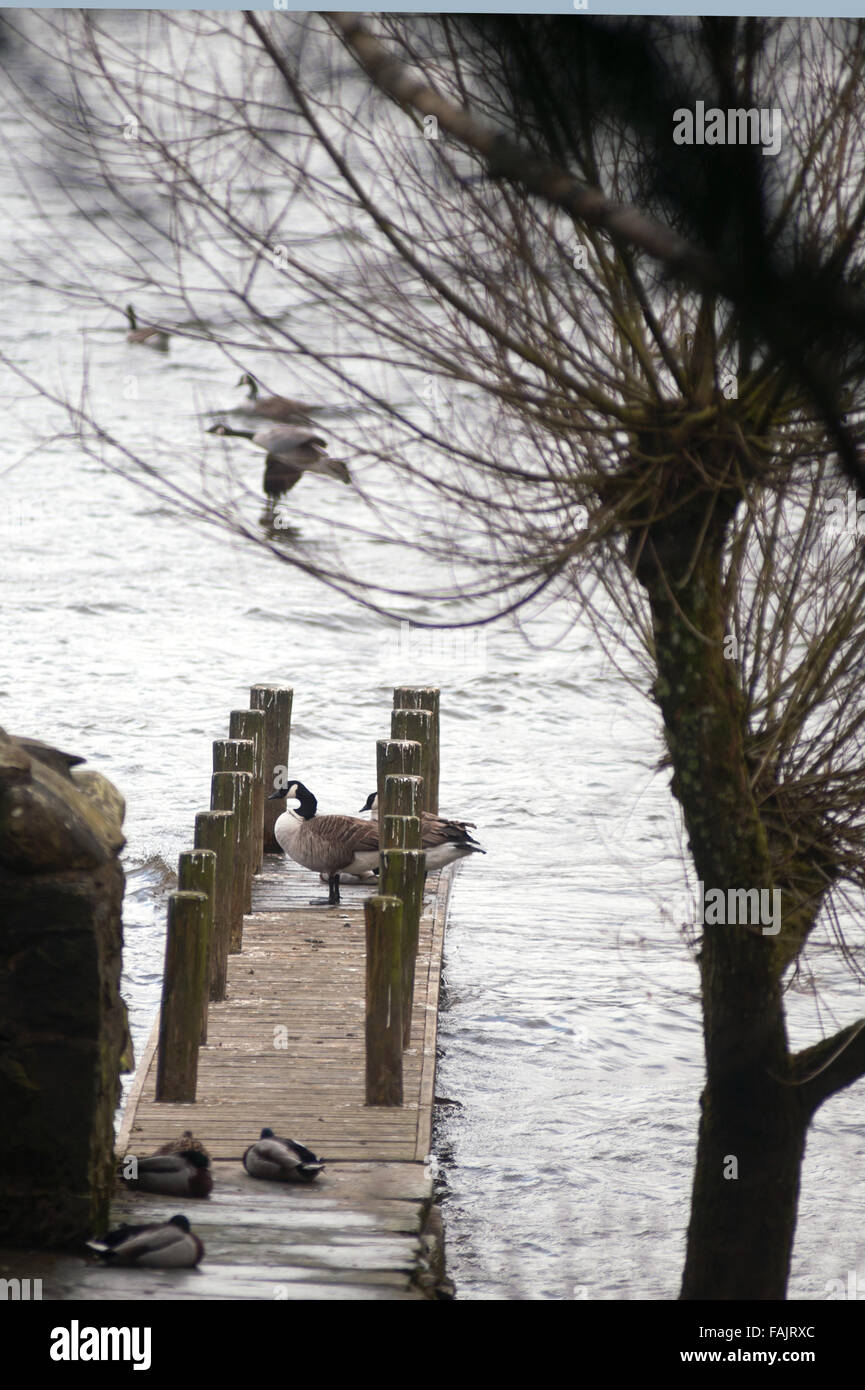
xmin=154 ymin=1131 xmax=210 ymax=1158
xmin=243 ymin=1127 xmax=325 ymax=1182
xmin=118 ymin=1145 xmax=213 ymax=1198
xmin=87 ymin=1215 xmax=204 ymax=1268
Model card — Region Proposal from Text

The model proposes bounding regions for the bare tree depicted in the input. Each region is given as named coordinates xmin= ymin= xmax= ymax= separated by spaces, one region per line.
xmin=5 ymin=11 xmax=865 ymax=1298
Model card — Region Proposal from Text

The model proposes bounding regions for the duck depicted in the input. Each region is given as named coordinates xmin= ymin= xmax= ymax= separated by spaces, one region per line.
xmin=243 ymin=1127 xmax=325 ymax=1183
xmin=268 ymin=781 xmax=379 ymax=904
xmin=207 ymin=422 xmax=351 ymax=488
xmin=124 ymin=304 xmax=170 ymax=351
xmin=118 ymin=1146 xmax=213 ymax=1198
xmin=359 ymin=791 xmax=486 ymax=870
xmin=153 ymin=1130 xmax=210 ymax=1157
xmin=87 ymin=1215 xmax=204 ymax=1268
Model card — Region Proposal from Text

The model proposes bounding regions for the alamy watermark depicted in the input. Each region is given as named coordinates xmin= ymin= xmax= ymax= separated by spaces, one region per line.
xmin=673 ymin=102 xmax=782 ymax=158
xmin=698 ymin=881 xmax=780 ymax=935
xmin=376 ymin=620 xmax=488 ymax=682
xmin=0 ymin=1276 xmax=42 ymax=1300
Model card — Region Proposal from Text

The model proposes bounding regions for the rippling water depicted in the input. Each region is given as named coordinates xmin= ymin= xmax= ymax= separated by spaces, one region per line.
xmin=2 ymin=15 xmax=864 ymax=1301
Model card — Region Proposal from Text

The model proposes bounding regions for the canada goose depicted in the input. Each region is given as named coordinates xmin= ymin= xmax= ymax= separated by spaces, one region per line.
xmin=87 ymin=1215 xmax=204 ymax=1268
xmin=207 ymin=422 xmax=351 ymax=487
xmin=226 ymin=373 xmax=321 ymax=425
xmin=359 ymin=791 xmax=486 ymax=870
xmin=118 ymin=1147 xmax=213 ymax=1198
xmin=268 ymin=781 xmax=379 ymax=904
xmin=125 ymin=304 xmax=170 ymax=351
xmin=243 ymin=1127 xmax=325 ymax=1183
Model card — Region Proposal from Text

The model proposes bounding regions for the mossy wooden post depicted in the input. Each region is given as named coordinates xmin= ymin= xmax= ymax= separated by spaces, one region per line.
xmin=365 ymin=894 xmax=404 ymax=1106
xmin=155 ymin=890 xmax=209 ymax=1102
xmin=382 ymin=772 xmax=423 ymax=832
xmin=393 ymin=687 xmax=440 ymax=813
xmin=211 ymin=770 xmax=254 ymax=948
xmin=215 ymin=728 xmax=258 ymax=878
xmin=376 ymin=739 xmax=421 ymax=818
xmin=391 ymin=708 xmax=433 ymax=815
xmin=213 ymin=739 xmax=255 ymax=922
xmin=229 ymin=710 xmax=266 ymax=874
xmin=194 ymin=810 xmax=235 ymax=1001
xmin=178 ymin=849 xmax=216 ymax=1043
xmin=380 ymin=846 xmax=426 ymax=1048
xmin=250 ymin=684 xmax=293 ymax=852
xmin=381 ymin=773 xmax=422 ymax=853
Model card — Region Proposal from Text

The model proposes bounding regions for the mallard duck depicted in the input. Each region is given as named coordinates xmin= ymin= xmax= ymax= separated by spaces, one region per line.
xmin=154 ymin=1131 xmax=210 ymax=1158
xmin=118 ymin=1147 xmax=213 ymax=1198
xmin=268 ymin=781 xmax=379 ymax=904
xmin=87 ymin=1215 xmax=204 ymax=1267
xmin=125 ymin=304 xmax=170 ymax=351
xmin=207 ymin=422 xmax=351 ymax=486
xmin=359 ymin=791 xmax=486 ymax=869
xmin=243 ymin=1127 xmax=325 ymax=1182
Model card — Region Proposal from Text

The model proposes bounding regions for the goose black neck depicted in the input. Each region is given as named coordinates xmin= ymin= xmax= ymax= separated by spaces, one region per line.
xmin=294 ymin=784 xmax=317 ymax=819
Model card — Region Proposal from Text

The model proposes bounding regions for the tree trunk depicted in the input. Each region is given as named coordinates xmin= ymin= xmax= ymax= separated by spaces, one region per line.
xmin=632 ymin=453 xmax=810 ymax=1299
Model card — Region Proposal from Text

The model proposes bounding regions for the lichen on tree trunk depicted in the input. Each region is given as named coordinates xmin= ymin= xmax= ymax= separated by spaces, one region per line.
xmin=630 ymin=441 xmax=817 ymax=1299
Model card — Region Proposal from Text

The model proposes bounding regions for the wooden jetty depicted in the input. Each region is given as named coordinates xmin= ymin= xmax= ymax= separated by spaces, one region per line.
xmin=0 ymin=685 xmax=456 ymax=1300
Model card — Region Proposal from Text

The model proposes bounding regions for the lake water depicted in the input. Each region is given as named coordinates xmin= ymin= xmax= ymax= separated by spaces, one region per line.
xmin=1 ymin=12 xmax=863 ymax=1300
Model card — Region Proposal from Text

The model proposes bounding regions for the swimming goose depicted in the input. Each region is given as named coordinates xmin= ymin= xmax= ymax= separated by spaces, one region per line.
xmin=243 ymin=1127 xmax=325 ymax=1182
xmin=359 ymin=791 xmax=486 ymax=870
xmin=207 ymin=422 xmax=351 ymax=486
xmin=125 ymin=304 xmax=170 ymax=351
xmin=268 ymin=781 xmax=379 ymax=904
xmin=87 ymin=1215 xmax=204 ymax=1268
xmin=225 ymin=373 xmax=322 ymax=425
xmin=118 ymin=1147 xmax=213 ymax=1198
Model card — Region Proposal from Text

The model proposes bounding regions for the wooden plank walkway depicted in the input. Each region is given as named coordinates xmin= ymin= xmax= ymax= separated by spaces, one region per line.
xmin=119 ymin=857 xmax=450 ymax=1163
xmin=0 ymin=856 xmax=452 ymax=1299
xmin=22 ymin=855 xmax=452 ymax=1301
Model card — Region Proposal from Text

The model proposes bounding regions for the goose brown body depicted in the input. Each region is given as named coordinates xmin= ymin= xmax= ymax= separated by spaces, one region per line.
xmin=359 ymin=791 xmax=485 ymax=870
xmin=269 ymin=781 xmax=379 ymax=903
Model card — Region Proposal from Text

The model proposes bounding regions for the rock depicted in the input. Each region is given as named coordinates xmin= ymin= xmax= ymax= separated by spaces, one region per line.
xmin=0 ymin=732 xmax=128 ymax=1246
xmin=0 ymin=735 xmax=125 ymax=873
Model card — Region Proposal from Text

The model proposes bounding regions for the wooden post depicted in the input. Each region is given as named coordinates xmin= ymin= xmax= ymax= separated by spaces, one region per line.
xmin=391 ymin=708 xmax=434 ymax=814
xmin=213 ymin=737 xmax=254 ymax=778
xmin=194 ymin=810 xmax=235 ymax=1002
xmin=382 ymin=774 xmax=422 ymax=851
xmin=382 ymin=772 xmax=422 ymax=821
xmin=380 ymin=847 xmax=426 ymax=1049
xmin=365 ymin=895 xmax=404 ymax=1106
xmin=382 ymin=814 xmax=422 ymax=850
xmin=155 ymin=891 xmax=209 ymax=1102
xmin=213 ymin=739 xmax=255 ymax=896
xmin=393 ymin=687 xmax=440 ymax=813
xmin=177 ymin=849 xmax=216 ymax=1043
xmin=376 ymin=739 xmax=421 ymax=818
xmin=250 ymin=684 xmax=293 ymax=853
xmin=228 ymin=710 xmax=266 ymax=873
xmin=211 ymin=770 xmax=254 ymax=947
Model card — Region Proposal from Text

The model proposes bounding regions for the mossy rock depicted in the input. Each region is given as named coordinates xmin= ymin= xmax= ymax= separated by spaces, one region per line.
xmin=0 ymin=737 xmax=125 ymax=873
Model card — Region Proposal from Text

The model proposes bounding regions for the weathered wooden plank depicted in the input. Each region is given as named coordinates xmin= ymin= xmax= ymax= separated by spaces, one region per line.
xmin=109 ymin=851 xmax=449 ymax=1300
